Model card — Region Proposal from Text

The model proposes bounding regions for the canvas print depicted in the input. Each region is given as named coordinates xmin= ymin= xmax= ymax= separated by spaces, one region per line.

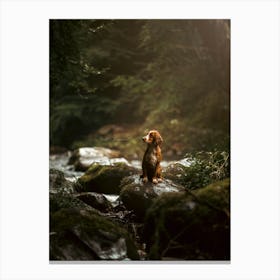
xmin=50 ymin=19 xmax=230 ymax=261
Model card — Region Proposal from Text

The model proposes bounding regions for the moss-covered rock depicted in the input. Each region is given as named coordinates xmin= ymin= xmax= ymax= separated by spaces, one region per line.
xmin=50 ymin=208 xmax=139 ymax=260
xmin=119 ymin=175 xmax=185 ymax=220
xmin=194 ymin=178 xmax=230 ymax=215
xmin=76 ymin=163 xmax=137 ymax=194
xmin=50 ymin=169 xmax=90 ymax=213
xmin=143 ymin=179 xmax=230 ymax=260
xmin=50 ymin=192 xmax=92 ymax=214
xmin=162 ymin=163 xmax=186 ymax=184
xmin=74 ymin=192 xmax=112 ymax=212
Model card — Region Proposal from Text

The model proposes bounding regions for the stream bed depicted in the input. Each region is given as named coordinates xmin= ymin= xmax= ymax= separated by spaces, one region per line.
xmin=49 ymin=150 xmax=222 ymax=261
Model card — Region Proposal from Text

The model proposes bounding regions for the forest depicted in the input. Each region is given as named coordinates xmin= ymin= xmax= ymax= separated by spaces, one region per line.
xmin=50 ymin=19 xmax=230 ymax=261
xmin=50 ymin=19 xmax=230 ymax=158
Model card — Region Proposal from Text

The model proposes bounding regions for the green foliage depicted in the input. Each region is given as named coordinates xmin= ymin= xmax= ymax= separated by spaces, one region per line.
xmin=77 ymin=163 xmax=137 ymax=194
xmin=50 ymin=20 xmax=146 ymax=147
xmin=144 ymin=178 xmax=230 ymax=260
xmin=50 ymin=20 xmax=230 ymax=152
xmin=109 ymin=20 xmax=230 ymax=151
xmin=182 ymin=151 xmax=230 ymax=190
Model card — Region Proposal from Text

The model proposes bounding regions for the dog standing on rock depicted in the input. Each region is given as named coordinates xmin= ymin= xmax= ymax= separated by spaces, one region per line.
xmin=141 ymin=130 xmax=163 ymax=184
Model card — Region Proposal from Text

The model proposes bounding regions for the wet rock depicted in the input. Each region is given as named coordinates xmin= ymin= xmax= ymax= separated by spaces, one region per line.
xmin=49 ymin=169 xmax=75 ymax=194
xmin=76 ymin=163 xmax=137 ymax=194
xmin=143 ymin=179 xmax=230 ymax=260
xmin=162 ymin=162 xmax=186 ymax=184
xmin=49 ymin=169 xmax=93 ymax=213
xmin=103 ymin=194 xmax=120 ymax=208
xmin=50 ymin=192 xmax=93 ymax=214
xmin=50 ymin=153 xmax=84 ymax=181
xmin=68 ymin=147 xmax=123 ymax=171
xmin=175 ymin=158 xmax=192 ymax=167
xmin=119 ymin=175 xmax=185 ymax=219
xmin=74 ymin=192 xmax=112 ymax=212
xmin=50 ymin=208 xmax=139 ymax=260
xmin=110 ymin=158 xmax=130 ymax=166
xmin=162 ymin=158 xmax=192 ymax=184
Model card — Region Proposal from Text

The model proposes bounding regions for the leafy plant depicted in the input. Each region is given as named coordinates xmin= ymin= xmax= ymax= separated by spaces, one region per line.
xmin=182 ymin=151 xmax=230 ymax=190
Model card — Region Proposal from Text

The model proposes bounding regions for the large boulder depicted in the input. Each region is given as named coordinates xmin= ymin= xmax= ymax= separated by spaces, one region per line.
xmin=119 ymin=175 xmax=185 ymax=219
xmin=49 ymin=168 xmax=139 ymax=260
xmin=50 ymin=208 xmax=139 ymax=260
xmin=143 ymin=179 xmax=230 ymax=260
xmin=68 ymin=147 xmax=128 ymax=171
xmin=76 ymin=163 xmax=138 ymax=194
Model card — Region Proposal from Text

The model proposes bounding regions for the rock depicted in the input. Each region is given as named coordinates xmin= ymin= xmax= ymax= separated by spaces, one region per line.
xmin=162 ymin=162 xmax=186 ymax=184
xmin=76 ymin=163 xmax=137 ymax=194
xmin=50 ymin=169 xmax=93 ymax=213
xmin=49 ymin=169 xmax=75 ymax=194
xmin=103 ymin=194 xmax=120 ymax=208
xmin=50 ymin=192 xmax=93 ymax=214
xmin=162 ymin=158 xmax=192 ymax=184
xmin=175 ymin=157 xmax=192 ymax=167
xmin=119 ymin=175 xmax=185 ymax=219
xmin=50 ymin=153 xmax=84 ymax=181
xmin=50 ymin=208 xmax=139 ymax=260
xmin=110 ymin=158 xmax=130 ymax=166
xmin=49 ymin=166 xmax=140 ymax=260
xmin=68 ymin=147 xmax=122 ymax=171
xmin=129 ymin=160 xmax=142 ymax=169
xmin=74 ymin=192 xmax=112 ymax=212
xmin=143 ymin=179 xmax=230 ymax=260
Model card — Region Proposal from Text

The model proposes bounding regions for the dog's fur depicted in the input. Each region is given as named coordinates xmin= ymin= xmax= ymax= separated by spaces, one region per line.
xmin=141 ymin=130 xmax=163 ymax=184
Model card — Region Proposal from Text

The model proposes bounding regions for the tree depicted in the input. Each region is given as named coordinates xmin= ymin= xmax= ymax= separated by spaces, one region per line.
xmin=50 ymin=19 xmax=230 ymax=153
xmin=112 ymin=20 xmax=230 ymax=151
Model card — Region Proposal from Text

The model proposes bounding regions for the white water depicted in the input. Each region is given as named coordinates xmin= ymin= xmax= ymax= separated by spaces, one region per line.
xmin=49 ymin=153 xmax=84 ymax=181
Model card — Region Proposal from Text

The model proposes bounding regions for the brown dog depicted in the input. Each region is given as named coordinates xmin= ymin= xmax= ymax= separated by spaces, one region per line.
xmin=141 ymin=130 xmax=163 ymax=184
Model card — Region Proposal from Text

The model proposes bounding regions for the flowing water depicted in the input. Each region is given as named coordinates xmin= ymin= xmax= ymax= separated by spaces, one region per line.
xmin=49 ymin=151 xmax=181 ymax=181
xmin=50 ymin=151 xmax=190 ymax=207
xmin=50 ymin=152 xmax=84 ymax=182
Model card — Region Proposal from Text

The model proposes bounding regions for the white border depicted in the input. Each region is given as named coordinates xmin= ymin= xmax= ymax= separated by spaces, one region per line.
xmin=0 ymin=0 xmax=279 ymax=279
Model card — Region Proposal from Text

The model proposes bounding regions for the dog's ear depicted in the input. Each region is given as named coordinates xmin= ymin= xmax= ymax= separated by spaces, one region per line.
xmin=154 ymin=132 xmax=163 ymax=146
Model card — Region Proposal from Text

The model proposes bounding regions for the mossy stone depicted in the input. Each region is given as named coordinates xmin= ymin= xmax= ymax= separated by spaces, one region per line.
xmin=77 ymin=163 xmax=137 ymax=194
xmin=50 ymin=169 xmax=90 ymax=213
xmin=194 ymin=178 xmax=230 ymax=211
xmin=143 ymin=179 xmax=230 ymax=260
xmin=119 ymin=175 xmax=185 ymax=220
xmin=50 ymin=208 xmax=139 ymax=260
xmin=162 ymin=163 xmax=186 ymax=184
xmin=120 ymin=181 xmax=158 ymax=219
xmin=49 ymin=192 xmax=93 ymax=214
xmin=74 ymin=192 xmax=112 ymax=212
